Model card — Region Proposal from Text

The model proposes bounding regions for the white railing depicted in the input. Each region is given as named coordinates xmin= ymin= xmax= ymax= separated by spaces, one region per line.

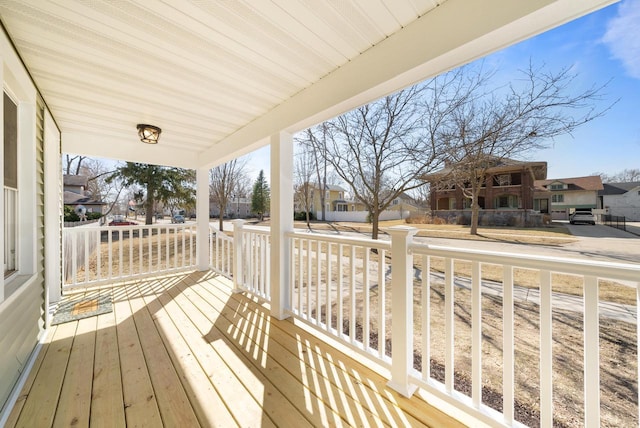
xmin=210 ymin=223 xmax=640 ymax=427
xmin=288 ymin=231 xmax=392 ymax=364
xmin=210 ymin=225 xmax=233 ymax=278
xmin=233 ymin=221 xmax=271 ymax=301
xmin=63 ymin=223 xmax=196 ymax=290
xmin=402 ymin=229 xmax=640 ymax=427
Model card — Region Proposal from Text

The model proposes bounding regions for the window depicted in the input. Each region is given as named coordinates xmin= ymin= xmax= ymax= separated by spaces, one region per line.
xmin=4 ymin=93 xmax=18 ymax=276
xmin=496 ymin=174 xmax=511 ymax=186
xmin=463 ymin=198 xmax=472 ymax=209
xmin=552 ymin=194 xmax=564 ymax=203
xmin=495 ymin=194 xmax=519 ymax=209
xmin=550 ymin=184 xmax=566 ymax=190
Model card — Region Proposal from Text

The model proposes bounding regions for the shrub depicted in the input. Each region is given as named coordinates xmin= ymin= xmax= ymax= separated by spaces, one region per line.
xmin=294 ymin=211 xmax=314 ymax=221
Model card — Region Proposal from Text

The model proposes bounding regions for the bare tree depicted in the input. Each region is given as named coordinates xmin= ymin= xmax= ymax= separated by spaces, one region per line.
xmin=209 ymin=158 xmax=248 ymax=231
xmin=437 ymin=62 xmax=613 ymax=234
xmin=64 ymin=154 xmax=87 ymax=175
xmin=297 ymin=124 xmax=335 ymax=220
xmin=320 ymin=81 xmax=454 ymax=239
xmin=595 ymin=169 xmax=640 ymax=183
xmin=294 ymin=143 xmax=316 ymax=228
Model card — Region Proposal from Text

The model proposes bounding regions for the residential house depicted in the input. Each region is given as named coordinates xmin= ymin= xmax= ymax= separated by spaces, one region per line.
xmin=388 ymin=192 xmax=424 ymax=219
xmin=534 ymin=175 xmax=604 ymax=220
xmin=294 ymin=183 xmax=348 ymax=219
xmin=210 ymin=195 xmax=252 ymax=219
xmin=425 ymin=158 xmax=547 ymax=226
xmin=63 ymin=174 xmax=105 ymax=215
xmin=1 ymin=3 xmax=633 ymax=428
xmin=599 ymin=182 xmax=640 ymax=221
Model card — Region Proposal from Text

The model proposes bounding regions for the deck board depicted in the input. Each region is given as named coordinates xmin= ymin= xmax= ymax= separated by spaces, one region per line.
xmin=52 ymin=316 xmax=96 ymax=428
xmin=5 ymin=271 xmax=465 ymax=428
xmin=91 ymin=310 xmax=126 ymax=428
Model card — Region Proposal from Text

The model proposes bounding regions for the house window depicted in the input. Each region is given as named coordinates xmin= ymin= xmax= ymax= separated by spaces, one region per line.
xmin=496 ymin=174 xmax=511 ymax=186
xmin=449 ymin=198 xmax=456 ymax=210
xmin=495 ymin=195 xmax=519 ymax=209
xmin=552 ymin=194 xmax=564 ymax=203
xmin=550 ymin=184 xmax=566 ymax=190
xmin=463 ymin=198 xmax=472 ymax=209
xmin=4 ymin=93 xmax=18 ymax=276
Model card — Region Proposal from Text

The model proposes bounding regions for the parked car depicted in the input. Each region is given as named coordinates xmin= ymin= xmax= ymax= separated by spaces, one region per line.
xmin=109 ymin=215 xmax=137 ymax=226
xmin=570 ymin=211 xmax=596 ymax=225
xmin=171 ymin=214 xmax=185 ymax=224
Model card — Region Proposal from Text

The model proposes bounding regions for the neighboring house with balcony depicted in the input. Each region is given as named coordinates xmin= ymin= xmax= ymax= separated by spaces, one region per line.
xmin=534 ymin=175 xmax=604 ymax=220
xmin=425 ymin=158 xmax=547 ymax=226
xmin=599 ymin=182 xmax=640 ymax=221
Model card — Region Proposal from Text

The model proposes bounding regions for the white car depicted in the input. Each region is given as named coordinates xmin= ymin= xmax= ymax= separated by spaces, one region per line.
xmin=570 ymin=211 xmax=596 ymax=225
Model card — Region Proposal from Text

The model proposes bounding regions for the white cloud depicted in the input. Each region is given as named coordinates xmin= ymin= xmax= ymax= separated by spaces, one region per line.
xmin=602 ymin=0 xmax=640 ymax=79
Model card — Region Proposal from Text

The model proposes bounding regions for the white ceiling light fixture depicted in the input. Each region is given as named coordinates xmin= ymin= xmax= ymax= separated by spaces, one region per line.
xmin=137 ymin=124 xmax=162 ymax=144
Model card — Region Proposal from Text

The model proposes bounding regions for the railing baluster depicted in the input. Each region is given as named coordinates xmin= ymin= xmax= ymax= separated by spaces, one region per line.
xmin=298 ymin=238 xmax=303 ymax=315
xmin=503 ymin=265 xmax=514 ymax=424
xmin=326 ymin=242 xmax=332 ymax=333
xmin=316 ymin=240 xmax=321 ymax=325
xmin=584 ymin=275 xmax=600 ymax=427
xmin=350 ymin=245 xmax=356 ymax=344
xmin=118 ymin=229 xmax=123 ymax=278
xmin=84 ymin=230 xmax=89 ymax=283
xmin=445 ymin=257 xmax=454 ymax=393
xmin=471 ymin=260 xmax=482 ymax=408
xmin=540 ymin=269 xmax=553 ymax=427
xmin=379 ymin=249 xmax=386 ymax=359
xmin=337 ymin=244 xmax=344 ymax=339
xmin=306 ymin=238 xmax=312 ymax=319
xmin=71 ymin=231 xmax=78 ymax=285
xmin=97 ymin=229 xmax=102 ymax=281
xmin=364 ymin=246 xmax=370 ymax=350
xmin=422 ymin=255 xmax=430 ymax=379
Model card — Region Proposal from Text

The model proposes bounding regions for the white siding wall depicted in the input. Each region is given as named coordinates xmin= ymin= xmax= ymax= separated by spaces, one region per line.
xmin=603 ymin=191 xmax=640 ymax=221
xmin=0 ymin=28 xmax=46 ymax=417
xmin=0 ymin=278 xmax=43 ymax=411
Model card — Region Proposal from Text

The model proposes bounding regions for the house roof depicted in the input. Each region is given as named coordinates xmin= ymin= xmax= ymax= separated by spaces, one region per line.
xmin=63 ymin=191 xmax=105 ymax=206
xmin=535 ymin=175 xmax=604 ymax=192
xmin=310 ymin=183 xmax=346 ymax=192
xmin=63 ymin=174 xmax=89 ymax=187
xmin=0 ymin=1 xmax=612 ymax=170
xmin=600 ymin=182 xmax=640 ymax=195
xmin=425 ymin=157 xmax=548 ymax=181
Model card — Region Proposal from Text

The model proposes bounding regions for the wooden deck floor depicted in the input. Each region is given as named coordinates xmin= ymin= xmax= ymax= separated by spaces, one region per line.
xmin=5 ymin=271 xmax=464 ymax=427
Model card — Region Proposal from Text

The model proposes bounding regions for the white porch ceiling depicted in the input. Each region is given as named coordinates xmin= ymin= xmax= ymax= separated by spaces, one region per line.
xmin=0 ymin=0 xmax=616 ymax=169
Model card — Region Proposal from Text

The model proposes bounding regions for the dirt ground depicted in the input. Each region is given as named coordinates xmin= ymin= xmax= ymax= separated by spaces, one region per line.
xmin=331 ymin=273 xmax=638 ymax=427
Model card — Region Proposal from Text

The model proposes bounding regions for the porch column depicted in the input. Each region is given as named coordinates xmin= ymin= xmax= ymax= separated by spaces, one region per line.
xmin=387 ymin=226 xmax=419 ymax=397
xmin=270 ymin=131 xmax=293 ymax=320
xmin=195 ymin=167 xmax=210 ymax=271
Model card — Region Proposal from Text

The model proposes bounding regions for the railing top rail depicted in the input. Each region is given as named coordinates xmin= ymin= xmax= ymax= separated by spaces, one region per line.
xmin=243 ymin=225 xmax=271 ymax=234
xmin=411 ymin=242 xmax=640 ymax=283
xmin=287 ymin=230 xmax=392 ymax=250
xmin=63 ymin=223 xmax=194 ymax=233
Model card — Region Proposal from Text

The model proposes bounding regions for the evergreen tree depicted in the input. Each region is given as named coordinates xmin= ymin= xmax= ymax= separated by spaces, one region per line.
xmin=108 ymin=162 xmax=195 ymax=225
xmin=250 ymin=170 xmax=270 ymax=221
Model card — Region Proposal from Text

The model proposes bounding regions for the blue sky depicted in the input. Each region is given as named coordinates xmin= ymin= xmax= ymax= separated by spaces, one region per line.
xmin=243 ymin=0 xmax=640 ymax=185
